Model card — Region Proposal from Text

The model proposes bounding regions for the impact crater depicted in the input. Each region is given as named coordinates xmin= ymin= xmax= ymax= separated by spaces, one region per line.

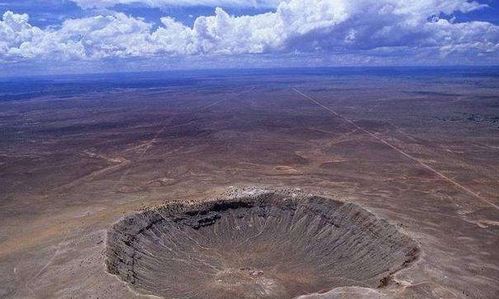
xmin=106 ymin=190 xmax=419 ymax=298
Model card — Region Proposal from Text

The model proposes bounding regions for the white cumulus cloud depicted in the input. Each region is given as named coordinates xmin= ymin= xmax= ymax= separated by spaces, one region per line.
xmin=71 ymin=0 xmax=283 ymax=9
xmin=0 ymin=0 xmax=497 ymax=63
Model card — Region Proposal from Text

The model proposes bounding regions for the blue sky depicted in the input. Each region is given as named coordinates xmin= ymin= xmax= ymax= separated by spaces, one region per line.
xmin=0 ymin=0 xmax=498 ymax=76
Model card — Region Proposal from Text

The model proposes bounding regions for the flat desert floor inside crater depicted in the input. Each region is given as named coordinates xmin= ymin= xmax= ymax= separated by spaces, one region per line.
xmin=0 ymin=68 xmax=498 ymax=298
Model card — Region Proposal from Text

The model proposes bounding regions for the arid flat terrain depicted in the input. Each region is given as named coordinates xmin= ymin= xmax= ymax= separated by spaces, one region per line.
xmin=0 ymin=68 xmax=498 ymax=298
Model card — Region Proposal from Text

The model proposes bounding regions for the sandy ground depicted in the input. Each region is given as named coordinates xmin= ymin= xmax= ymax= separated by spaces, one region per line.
xmin=0 ymin=72 xmax=498 ymax=298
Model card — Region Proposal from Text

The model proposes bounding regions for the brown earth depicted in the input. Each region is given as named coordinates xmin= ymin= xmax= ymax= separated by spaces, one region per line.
xmin=0 ymin=72 xmax=498 ymax=298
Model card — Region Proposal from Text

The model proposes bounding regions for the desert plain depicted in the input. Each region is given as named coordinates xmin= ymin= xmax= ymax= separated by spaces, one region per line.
xmin=0 ymin=68 xmax=498 ymax=298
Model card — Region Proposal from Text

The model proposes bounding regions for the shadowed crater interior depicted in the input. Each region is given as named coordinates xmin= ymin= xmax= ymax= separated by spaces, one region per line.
xmin=106 ymin=190 xmax=419 ymax=298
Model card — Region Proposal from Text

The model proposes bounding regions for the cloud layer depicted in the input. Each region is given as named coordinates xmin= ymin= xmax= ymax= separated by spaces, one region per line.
xmin=72 ymin=0 xmax=282 ymax=9
xmin=0 ymin=0 xmax=498 ymax=64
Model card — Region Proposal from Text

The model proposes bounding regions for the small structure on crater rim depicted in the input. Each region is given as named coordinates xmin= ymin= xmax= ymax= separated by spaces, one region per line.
xmin=106 ymin=189 xmax=419 ymax=298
